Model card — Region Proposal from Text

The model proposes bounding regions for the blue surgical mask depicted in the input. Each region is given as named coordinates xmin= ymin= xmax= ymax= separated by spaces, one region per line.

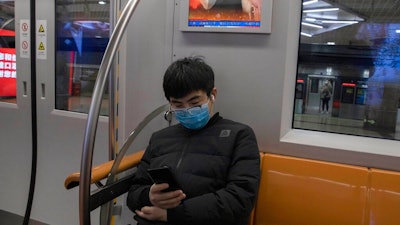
xmin=173 ymin=102 xmax=210 ymax=130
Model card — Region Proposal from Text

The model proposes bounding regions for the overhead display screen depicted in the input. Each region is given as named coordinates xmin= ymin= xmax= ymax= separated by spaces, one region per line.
xmin=179 ymin=0 xmax=273 ymax=34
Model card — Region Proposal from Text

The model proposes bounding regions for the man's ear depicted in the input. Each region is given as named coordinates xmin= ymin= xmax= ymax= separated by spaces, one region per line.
xmin=210 ymin=87 xmax=217 ymax=102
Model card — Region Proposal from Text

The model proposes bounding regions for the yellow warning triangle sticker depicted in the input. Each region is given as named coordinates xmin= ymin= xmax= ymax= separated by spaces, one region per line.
xmin=39 ymin=42 xmax=45 ymax=50
xmin=39 ymin=24 xmax=45 ymax=33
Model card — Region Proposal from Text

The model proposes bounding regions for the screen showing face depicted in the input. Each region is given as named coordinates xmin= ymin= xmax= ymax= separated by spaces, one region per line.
xmin=188 ymin=0 xmax=262 ymax=29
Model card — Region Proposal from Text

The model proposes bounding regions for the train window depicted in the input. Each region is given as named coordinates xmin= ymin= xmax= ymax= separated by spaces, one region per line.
xmin=55 ymin=0 xmax=110 ymax=115
xmin=293 ymin=0 xmax=400 ymax=141
xmin=0 ymin=1 xmax=16 ymax=104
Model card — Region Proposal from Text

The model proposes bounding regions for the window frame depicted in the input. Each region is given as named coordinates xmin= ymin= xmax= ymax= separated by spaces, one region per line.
xmin=278 ymin=0 xmax=400 ymax=172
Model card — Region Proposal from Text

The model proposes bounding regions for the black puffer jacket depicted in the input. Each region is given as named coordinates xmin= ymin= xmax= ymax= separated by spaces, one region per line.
xmin=127 ymin=113 xmax=260 ymax=225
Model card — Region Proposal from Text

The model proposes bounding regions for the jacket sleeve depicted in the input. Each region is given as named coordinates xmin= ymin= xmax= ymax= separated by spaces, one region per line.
xmin=126 ymin=144 xmax=154 ymax=212
xmin=167 ymin=126 xmax=261 ymax=225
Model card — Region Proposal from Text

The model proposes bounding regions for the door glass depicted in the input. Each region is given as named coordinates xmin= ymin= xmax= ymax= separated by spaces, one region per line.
xmin=55 ymin=0 xmax=110 ymax=115
xmin=293 ymin=0 xmax=400 ymax=140
xmin=0 ymin=1 xmax=16 ymax=104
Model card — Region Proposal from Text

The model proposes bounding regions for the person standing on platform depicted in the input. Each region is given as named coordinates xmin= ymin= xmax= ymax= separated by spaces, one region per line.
xmin=320 ymin=81 xmax=332 ymax=114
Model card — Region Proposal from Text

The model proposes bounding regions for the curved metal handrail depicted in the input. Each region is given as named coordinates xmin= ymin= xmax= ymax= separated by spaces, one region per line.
xmin=79 ymin=0 xmax=141 ymax=224
xmin=99 ymin=104 xmax=170 ymax=224
xmin=107 ymin=104 xmax=169 ymax=181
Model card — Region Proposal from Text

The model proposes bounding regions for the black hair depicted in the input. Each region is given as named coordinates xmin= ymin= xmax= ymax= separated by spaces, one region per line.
xmin=163 ymin=56 xmax=214 ymax=100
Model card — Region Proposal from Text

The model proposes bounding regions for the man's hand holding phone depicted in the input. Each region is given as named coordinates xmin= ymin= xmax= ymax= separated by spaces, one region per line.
xmin=147 ymin=166 xmax=186 ymax=209
xmin=149 ymin=183 xmax=186 ymax=209
xmin=135 ymin=167 xmax=186 ymax=222
xmin=135 ymin=186 xmax=185 ymax=222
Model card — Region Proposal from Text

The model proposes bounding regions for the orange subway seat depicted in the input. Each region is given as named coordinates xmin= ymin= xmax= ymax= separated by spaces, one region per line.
xmin=254 ymin=154 xmax=369 ymax=225
xmin=369 ymin=168 xmax=400 ymax=225
xmin=248 ymin=152 xmax=265 ymax=225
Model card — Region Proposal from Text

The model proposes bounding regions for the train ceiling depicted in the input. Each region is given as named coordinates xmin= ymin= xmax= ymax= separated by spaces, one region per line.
xmin=56 ymin=0 xmax=110 ymax=21
xmin=0 ymin=1 xmax=15 ymax=30
xmin=301 ymin=0 xmax=400 ymax=45
xmin=301 ymin=0 xmax=365 ymax=37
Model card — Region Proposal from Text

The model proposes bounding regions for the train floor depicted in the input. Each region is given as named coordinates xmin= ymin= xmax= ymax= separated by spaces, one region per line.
xmin=293 ymin=113 xmax=400 ymax=140
xmin=0 ymin=210 xmax=48 ymax=225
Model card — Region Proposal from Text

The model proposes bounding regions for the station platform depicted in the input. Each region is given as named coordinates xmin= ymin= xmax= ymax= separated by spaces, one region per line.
xmin=294 ymin=113 xmax=400 ymax=140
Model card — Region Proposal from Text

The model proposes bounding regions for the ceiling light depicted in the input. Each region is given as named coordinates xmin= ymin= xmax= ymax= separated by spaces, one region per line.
xmin=301 ymin=32 xmax=313 ymax=37
xmin=396 ymin=30 xmax=400 ymax=34
xmin=363 ymin=69 xmax=370 ymax=78
xmin=303 ymin=0 xmax=318 ymax=5
xmin=326 ymin=67 xmax=332 ymax=75
xmin=302 ymin=22 xmax=323 ymax=29
xmin=303 ymin=8 xmax=339 ymax=13
xmin=98 ymin=1 xmax=106 ymax=5
xmin=321 ymin=20 xmax=358 ymax=24
xmin=305 ymin=18 xmax=317 ymax=22
xmin=327 ymin=42 xmax=335 ymax=45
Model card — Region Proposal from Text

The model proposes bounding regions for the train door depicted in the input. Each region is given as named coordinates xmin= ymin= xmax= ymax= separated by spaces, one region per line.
xmin=1 ymin=0 xmax=168 ymax=224
xmin=29 ymin=1 xmax=115 ymax=224
xmin=0 ymin=1 xmax=119 ymax=224
xmin=0 ymin=0 xmax=33 ymax=219
xmin=305 ymin=75 xmax=335 ymax=114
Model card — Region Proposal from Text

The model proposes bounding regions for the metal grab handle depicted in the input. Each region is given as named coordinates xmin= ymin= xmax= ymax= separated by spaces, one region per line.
xmin=99 ymin=104 xmax=169 ymax=224
xmin=106 ymin=104 xmax=169 ymax=182
xmin=79 ymin=0 xmax=141 ymax=225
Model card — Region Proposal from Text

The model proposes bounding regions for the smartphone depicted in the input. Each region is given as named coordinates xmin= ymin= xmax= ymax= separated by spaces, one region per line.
xmin=147 ymin=166 xmax=181 ymax=192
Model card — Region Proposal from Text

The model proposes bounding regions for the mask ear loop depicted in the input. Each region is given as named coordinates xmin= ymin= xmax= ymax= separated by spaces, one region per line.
xmin=164 ymin=105 xmax=174 ymax=126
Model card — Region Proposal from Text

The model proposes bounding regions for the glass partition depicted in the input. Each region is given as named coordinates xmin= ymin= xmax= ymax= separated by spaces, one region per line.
xmin=294 ymin=0 xmax=400 ymax=140
xmin=0 ymin=1 xmax=16 ymax=104
xmin=55 ymin=0 xmax=110 ymax=115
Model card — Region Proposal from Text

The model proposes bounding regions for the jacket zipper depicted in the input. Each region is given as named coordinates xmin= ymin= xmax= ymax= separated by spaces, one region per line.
xmin=176 ymin=136 xmax=190 ymax=170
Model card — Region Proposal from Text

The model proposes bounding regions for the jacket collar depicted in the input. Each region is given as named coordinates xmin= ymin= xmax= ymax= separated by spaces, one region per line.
xmin=206 ymin=112 xmax=221 ymax=128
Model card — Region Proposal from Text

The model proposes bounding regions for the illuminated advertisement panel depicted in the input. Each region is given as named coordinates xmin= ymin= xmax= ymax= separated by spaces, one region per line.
xmin=0 ymin=47 xmax=16 ymax=97
xmin=0 ymin=28 xmax=16 ymax=97
xmin=180 ymin=0 xmax=273 ymax=33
